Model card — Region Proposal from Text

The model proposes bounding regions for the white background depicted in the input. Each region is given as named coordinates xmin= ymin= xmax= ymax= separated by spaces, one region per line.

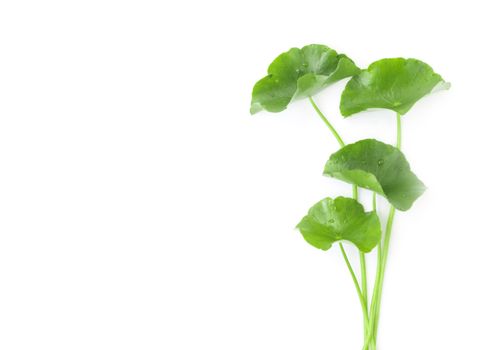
xmin=1 ymin=1 xmax=502 ymax=349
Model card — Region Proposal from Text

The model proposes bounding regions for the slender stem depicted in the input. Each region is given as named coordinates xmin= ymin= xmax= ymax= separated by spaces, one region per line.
xmin=371 ymin=206 xmax=395 ymax=338
xmin=353 ymin=185 xmax=368 ymax=307
xmin=359 ymin=252 xmax=367 ymax=304
xmin=355 ymin=183 xmax=368 ymax=341
xmin=339 ymin=243 xmax=369 ymax=326
xmin=367 ymin=238 xmax=382 ymax=347
xmin=308 ymin=97 xmax=374 ymax=347
xmin=396 ymin=113 xmax=402 ymax=149
xmin=308 ymin=96 xmax=345 ymax=148
xmin=366 ymin=192 xmax=377 ymax=350
xmin=367 ymin=113 xmax=402 ymax=348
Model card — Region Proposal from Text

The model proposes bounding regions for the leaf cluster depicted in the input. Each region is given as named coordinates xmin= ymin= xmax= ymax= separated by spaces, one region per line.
xmin=250 ymin=44 xmax=448 ymax=252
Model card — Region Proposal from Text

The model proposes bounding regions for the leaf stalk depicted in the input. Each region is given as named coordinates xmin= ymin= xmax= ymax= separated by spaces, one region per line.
xmin=309 ymin=97 xmax=370 ymax=344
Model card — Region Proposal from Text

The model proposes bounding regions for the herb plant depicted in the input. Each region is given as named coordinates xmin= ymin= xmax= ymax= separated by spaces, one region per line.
xmin=249 ymin=44 xmax=449 ymax=349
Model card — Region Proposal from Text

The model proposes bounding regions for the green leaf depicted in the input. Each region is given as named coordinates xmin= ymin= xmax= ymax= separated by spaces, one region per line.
xmin=340 ymin=58 xmax=450 ymax=116
xmin=323 ymin=139 xmax=426 ymax=211
xmin=250 ymin=44 xmax=360 ymax=114
xmin=297 ymin=197 xmax=381 ymax=252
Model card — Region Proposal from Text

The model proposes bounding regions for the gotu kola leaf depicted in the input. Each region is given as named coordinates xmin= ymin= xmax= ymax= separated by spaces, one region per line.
xmin=340 ymin=58 xmax=450 ymax=117
xmin=250 ymin=44 xmax=360 ymax=114
xmin=297 ymin=196 xmax=381 ymax=253
xmin=324 ymin=139 xmax=426 ymax=211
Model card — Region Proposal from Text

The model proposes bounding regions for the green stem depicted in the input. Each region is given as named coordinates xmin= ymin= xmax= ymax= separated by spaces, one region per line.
xmin=371 ymin=206 xmax=395 ymax=338
xmin=355 ymin=185 xmax=368 ymax=339
xmin=339 ymin=243 xmax=369 ymax=327
xmin=353 ymin=185 xmax=368 ymax=307
xmin=308 ymin=96 xmax=345 ymax=148
xmin=363 ymin=193 xmax=380 ymax=350
xmin=367 ymin=113 xmax=402 ymax=348
xmin=308 ymin=96 xmax=369 ymax=341
xmin=359 ymin=250 xmax=367 ymax=304
xmin=396 ymin=113 xmax=402 ymax=149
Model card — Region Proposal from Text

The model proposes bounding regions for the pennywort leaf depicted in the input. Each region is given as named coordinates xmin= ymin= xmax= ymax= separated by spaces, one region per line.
xmin=251 ymin=44 xmax=360 ymax=114
xmin=340 ymin=58 xmax=449 ymax=116
xmin=297 ymin=197 xmax=381 ymax=253
xmin=323 ymin=139 xmax=426 ymax=211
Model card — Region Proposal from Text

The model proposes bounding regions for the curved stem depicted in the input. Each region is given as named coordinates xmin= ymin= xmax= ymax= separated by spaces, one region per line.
xmin=308 ymin=96 xmax=345 ymax=148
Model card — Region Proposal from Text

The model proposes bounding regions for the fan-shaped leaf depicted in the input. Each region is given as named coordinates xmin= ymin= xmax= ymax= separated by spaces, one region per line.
xmin=323 ymin=139 xmax=426 ymax=211
xmin=340 ymin=58 xmax=449 ymax=116
xmin=251 ymin=44 xmax=360 ymax=114
xmin=297 ymin=197 xmax=381 ymax=253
